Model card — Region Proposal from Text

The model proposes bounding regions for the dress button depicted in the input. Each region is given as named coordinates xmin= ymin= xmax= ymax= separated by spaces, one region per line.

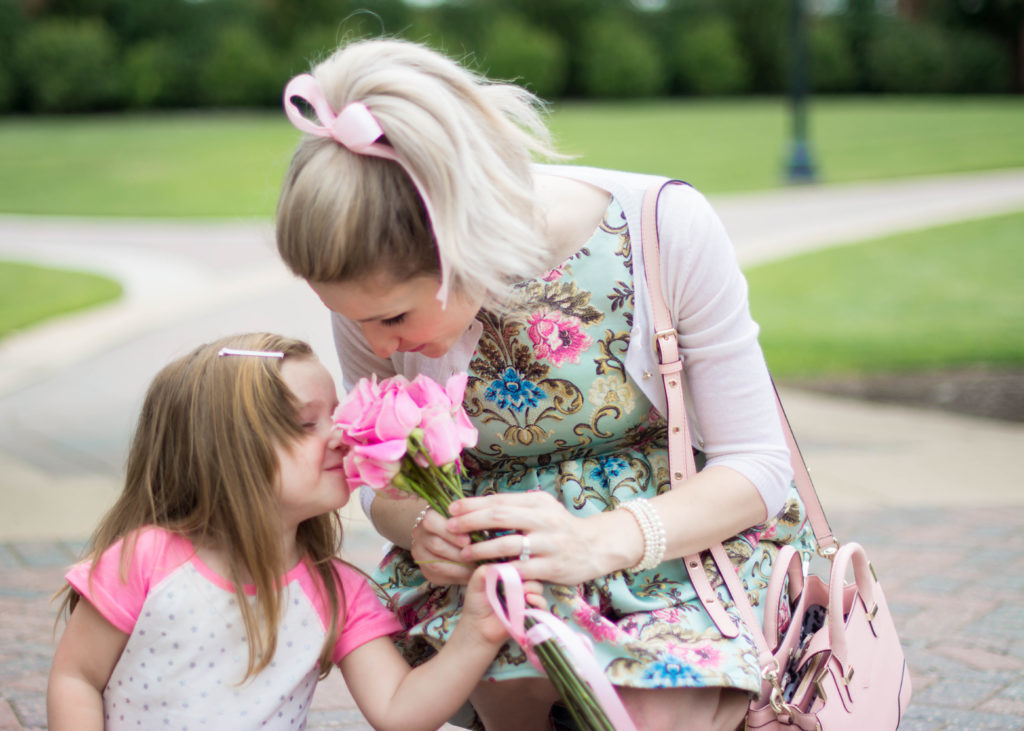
xmin=642 ymin=371 xmax=652 ymax=379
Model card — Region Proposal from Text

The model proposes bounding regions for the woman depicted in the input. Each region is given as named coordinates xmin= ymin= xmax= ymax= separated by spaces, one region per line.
xmin=276 ymin=38 xmax=814 ymax=731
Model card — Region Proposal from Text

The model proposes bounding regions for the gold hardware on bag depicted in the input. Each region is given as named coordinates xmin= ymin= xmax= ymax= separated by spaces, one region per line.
xmin=813 ymin=674 xmax=828 ymax=703
xmin=652 ymin=328 xmax=677 ymax=360
xmin=816 ymin=542 xmax=839 ymax=559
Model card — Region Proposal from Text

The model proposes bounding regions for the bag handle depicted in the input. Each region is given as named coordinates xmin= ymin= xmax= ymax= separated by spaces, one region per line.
xmin=639 ymin=180 xmax=838 ymax=554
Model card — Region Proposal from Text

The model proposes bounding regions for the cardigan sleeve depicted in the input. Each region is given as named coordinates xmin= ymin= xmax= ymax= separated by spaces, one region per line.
xmin=657 ymin=183 xmax=792 ymax=517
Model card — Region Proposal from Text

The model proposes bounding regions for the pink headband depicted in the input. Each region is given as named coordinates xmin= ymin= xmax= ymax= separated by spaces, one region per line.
xmin=283 ymin=73 xmax=451 ymax=305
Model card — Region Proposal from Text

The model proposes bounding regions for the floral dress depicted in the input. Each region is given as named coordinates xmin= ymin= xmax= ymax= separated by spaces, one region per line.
xmin=372 ymin=197 xmax=816 ymax=693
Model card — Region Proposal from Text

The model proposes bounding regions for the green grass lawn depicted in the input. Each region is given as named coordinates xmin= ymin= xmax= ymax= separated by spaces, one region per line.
xmin=747 ymin=210 xmax=1024 ymax=377
xmin=0 ymin=112 xmax=294 ymax=218
xmin=550 ymin=96 xmax=1024 ymax=192
xmin=0 ymin=260 xmax=122 ymax=339
xmin=0 ymin=97 xmax=1022 ymax=217
xmin=1 ymin=98 xmax=1022 ymax=374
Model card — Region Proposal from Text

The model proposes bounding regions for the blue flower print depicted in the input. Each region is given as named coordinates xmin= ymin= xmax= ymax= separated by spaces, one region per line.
xmin=642 ymin=656 xmax=701 ymax=687
xmin=589 ymin=455 xmax=630 ymax=489
xmin=485 ymin=367 xmax=544 ymax=412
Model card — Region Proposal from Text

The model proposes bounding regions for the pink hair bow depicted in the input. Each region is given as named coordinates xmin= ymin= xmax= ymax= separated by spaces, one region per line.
xmin=484 ymin=564 xmax=638 ymax=731
xmin=283 ymin=73 xmax=452 ymax=305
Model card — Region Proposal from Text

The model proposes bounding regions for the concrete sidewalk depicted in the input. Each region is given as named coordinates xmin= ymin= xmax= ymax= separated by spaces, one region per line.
xmin=2 ymin=169 xmax=1023 ymax=729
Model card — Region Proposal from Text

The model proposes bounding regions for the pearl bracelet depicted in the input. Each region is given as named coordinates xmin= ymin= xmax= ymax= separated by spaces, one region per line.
xmin=620 ymin=499 xmax=667 ymax=572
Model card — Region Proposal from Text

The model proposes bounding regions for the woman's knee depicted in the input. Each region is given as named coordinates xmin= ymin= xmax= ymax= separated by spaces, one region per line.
xmin=619 ymin=686 xmax=748 ymax=731
xmin=469 ymin=677 xmax=561 ymax=731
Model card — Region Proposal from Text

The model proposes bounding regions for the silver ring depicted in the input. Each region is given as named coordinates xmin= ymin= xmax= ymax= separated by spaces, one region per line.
xmin=519 ymin=534 xmax=531 ymax=562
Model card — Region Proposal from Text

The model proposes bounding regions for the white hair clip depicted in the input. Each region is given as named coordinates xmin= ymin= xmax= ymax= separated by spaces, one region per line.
xmin=217 ymin=348 xmax=285 ymax=359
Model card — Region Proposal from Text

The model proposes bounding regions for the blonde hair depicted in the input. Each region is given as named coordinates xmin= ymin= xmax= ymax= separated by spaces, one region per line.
xmin=276 ymin=37 xmax=563 ymax=304
xmin=56 ymin=333 xmax=346 ymax=680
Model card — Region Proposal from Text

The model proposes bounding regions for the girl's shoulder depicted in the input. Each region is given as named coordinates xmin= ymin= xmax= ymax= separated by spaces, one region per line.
xmin=66 ymin=526 xmax=196 ymax=634
xmin=82 ymin=525 xmax=193 ymax=574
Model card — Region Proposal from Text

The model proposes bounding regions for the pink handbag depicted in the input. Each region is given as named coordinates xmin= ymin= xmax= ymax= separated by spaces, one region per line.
xmin=639 ymin=181 xmax=912 ymax=729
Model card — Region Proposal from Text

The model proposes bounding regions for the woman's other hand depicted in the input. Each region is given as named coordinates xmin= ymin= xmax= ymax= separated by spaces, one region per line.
xmin=411 ymin=505 xmax=476 ymax=585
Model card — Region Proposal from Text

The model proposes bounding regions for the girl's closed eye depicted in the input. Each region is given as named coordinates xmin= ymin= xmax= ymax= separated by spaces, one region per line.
xmin=381 ymin=313 xmax=406 ymax=327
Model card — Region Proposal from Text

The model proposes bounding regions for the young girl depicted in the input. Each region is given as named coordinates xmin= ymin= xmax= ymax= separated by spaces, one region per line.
xmin=275 ymin=38 xmax=816 ymax=730
xmin=47 ymin=332 xmax=518 ymax=731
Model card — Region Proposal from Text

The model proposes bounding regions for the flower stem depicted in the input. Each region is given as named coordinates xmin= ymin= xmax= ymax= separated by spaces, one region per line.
xmin=393 ymin=436 xmax=619 ymax=729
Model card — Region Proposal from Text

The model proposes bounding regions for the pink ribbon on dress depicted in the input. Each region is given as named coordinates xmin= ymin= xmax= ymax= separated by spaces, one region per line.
xmin=484 ymin=564 xmax=638 ymax=731
xmin=282 ymin=73 xmax=452 ymax=305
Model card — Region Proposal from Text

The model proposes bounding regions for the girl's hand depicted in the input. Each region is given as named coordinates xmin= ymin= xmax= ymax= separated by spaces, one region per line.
xmin=460 ymin=566 xmax=547 ymax=645
xmin=448 ymin=492 xmax=617 ymax=586
xmin=410 ymin=506 xmax=475 ymax=586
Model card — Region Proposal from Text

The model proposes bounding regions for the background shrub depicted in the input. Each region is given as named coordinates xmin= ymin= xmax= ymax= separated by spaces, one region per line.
xmin=578 ymin=11 xmax=667 ymax=98
xmin=866 ymin=19 xmax=956 ymax=93
xmin=723 ymin=0 xmax=787 ymax=93
xmin=480 ymin=15 xmax=568 ymax=99
xmin=947 ymin=29 xmax=1013 ymax=93
xmin=673 ymin=16 xmax=750 ymax=95
xmin=198 ymin=25 xmax=283 ymax=107
xmin=809 ymin=19 xmax=858 ymax=93
xmin=0 ymin=0 xmax=27 ymax=111
xmin=14 ymin=18 xmax=122 ymax=112
xmin=122 ymin=38 xmax=196 ymax=109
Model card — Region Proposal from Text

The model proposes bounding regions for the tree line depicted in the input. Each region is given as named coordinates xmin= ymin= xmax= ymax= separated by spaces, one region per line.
xmin=0 ymin=0 xmax=1020 ymax=114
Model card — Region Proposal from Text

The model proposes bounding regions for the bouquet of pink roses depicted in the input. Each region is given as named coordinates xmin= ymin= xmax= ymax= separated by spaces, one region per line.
xmin=334 ymin=372 xmax=479 ymax=522
xmin=333 ymin=372 xmax=635 ymax=731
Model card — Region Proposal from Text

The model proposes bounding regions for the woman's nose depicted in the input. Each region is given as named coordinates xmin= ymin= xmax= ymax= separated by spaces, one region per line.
xmin=327 ymin=427 xmax=345 ymax=451
xmin=363 ymin=325 xmax=399 ymax=359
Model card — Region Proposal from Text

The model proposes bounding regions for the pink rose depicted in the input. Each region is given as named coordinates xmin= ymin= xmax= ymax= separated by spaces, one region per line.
xmin=421 ymin=411 xmax=463 ymax=467
xmin=407 ymin=373 xmax=452 ymax=418
xmin=332 ymin=371 xmax=478 ymax=491
xmin=374 ymin=388 xmax=422 ymax=442
xmin=572 ymin=604 xmax=624 ymax=643
xmin=453 ymin=407 xmax=478 ymax=450
xmin=526 ymin=310 xmax=592 ymax=366
xmin=343 ymin=439 xmax=408 ymax=493
xmin=542 ymin=265 xmax=564 ymax=282
xmin=333 ymin=376 xmax=382 ymax=446
xmin=686 ymin=641 xmax=723 ymax=668
xmin=444 ymin=372 xmax=468 ymax=405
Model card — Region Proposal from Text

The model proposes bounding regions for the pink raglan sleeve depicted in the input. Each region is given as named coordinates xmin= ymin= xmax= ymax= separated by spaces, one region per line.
xmin=65 ymin=527 xmax=188 ymax=635
xmin=331 ymin=563 xmax=404 ymax=663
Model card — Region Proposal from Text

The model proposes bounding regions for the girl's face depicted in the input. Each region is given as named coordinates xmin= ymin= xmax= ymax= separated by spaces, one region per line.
xmin=275 ymin=356 xmax=348 ymax=530
xmin=309 ymin=272 xmax=482 ymax=360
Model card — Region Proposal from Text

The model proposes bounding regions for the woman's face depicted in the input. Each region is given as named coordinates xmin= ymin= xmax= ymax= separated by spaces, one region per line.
xmin=310 ymin=272 xmax=482 ymax=360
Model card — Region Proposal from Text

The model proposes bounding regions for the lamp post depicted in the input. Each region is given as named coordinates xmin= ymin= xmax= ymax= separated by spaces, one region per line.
xmin=785 ymin=0 xmax=816 ymax=183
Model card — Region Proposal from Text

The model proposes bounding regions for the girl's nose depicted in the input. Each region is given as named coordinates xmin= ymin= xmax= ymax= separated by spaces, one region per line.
xmin=327 ymin=427 xmax=346 ymax=451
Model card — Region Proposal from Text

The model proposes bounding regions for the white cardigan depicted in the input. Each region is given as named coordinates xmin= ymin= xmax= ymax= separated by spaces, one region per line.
xmin=332 ymin=165 xmax=792 ymax=518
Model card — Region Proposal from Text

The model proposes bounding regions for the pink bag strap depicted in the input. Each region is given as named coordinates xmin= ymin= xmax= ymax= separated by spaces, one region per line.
xmin=639 ymin=179 xmax=836 ymax=664
xmin=639 ymin=180 xmax=838 ymax=554
xmin=640 ymin=179 xmax=744 ymax=637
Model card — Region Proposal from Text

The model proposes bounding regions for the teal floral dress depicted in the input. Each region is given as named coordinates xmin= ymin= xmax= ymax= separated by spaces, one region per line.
xmin=372 ymin=197 xmax=816 ymax=693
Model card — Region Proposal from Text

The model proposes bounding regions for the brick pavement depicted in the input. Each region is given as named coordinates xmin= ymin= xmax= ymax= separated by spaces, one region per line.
xmin=3 ymin=506 xmax=1023 ymax=730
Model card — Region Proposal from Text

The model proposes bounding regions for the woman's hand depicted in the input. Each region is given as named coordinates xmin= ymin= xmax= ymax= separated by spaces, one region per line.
xmin=410 ymin=506 xmax=476 ymax=586
xmin=447 ymin=492 xmax=630 ymax=586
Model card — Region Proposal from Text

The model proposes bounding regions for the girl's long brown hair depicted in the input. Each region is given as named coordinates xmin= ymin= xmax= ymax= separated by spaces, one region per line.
xmin=56 ymin=333 xmax=347 ymax=680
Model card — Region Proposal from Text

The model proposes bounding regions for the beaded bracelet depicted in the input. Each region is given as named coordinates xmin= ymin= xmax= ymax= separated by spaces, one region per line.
xmin=620 ymin=499 xmax=667 ymax=572
xmin=410 ymin=506 xmax=431 ymax=547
